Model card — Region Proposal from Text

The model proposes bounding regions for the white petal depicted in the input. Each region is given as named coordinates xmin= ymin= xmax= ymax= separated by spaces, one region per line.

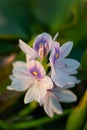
xmin=43 ymin=93 xmax=63 ymax=117
xmin=62 ymin=59 xmax=80 ymax=74
xmin=11 ymin=77 xmax=32 ymax=91
xmin=51 ymin=97 xmax=63 ymax=114
xmin=34 ymin=81 xmax=47 ymax=103
xmin=43 ymin=95 xmax=54 ymax=117
xmin=70 ymin=76 xmax=81 ymax=84
xmin=24 ymin=81 xmax=47 ymax=104
xmin=54 ymin=90 xmax=77 ymax=102
xmin=26 ymin=54 xmax=33 ymax=63
xmin=13 ymin=61 xmax=27 ymax=69
xmin=19 ymin=39 xmax=37 ymax=60
xmin=7 ymin=86 xmax=14 ymax=90
xmin=24 ymin=84 xmax=36 ymax=104
xmin=53 ymin=84 xmax=75 ymax=91
xmin=42 ymin=76 xmax=53 ymax=89
xmin=51 ymin=68 xmax=74 ymax=87
xmin=13 ymin=68 xmax=31 ymax=79
xmin=12 ymin=61 xmax=32 ymax=79
xmin=38 ymin=76 xmax=53 ymax=105
xmin=60 ymin=41 xmax=73 ymax=58
xmin=9 ymin=75 xmax=15 ymax=80
xmin=54 ymin=59 xmax=79 ymax=75
xmin=13 ymin=62 xmax=28 ymax=75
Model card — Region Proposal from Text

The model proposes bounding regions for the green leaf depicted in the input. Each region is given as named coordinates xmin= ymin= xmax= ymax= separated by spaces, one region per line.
xmin=0 ymin=21 xmax=28 ymax=40
xmin=13 ymin=109 xmax=71 ymax=129
xmin=83 ymin=122 xmax=87 ymax=130
xmin=65 ymin=90 xmax=87 ymax=130
xmin=29 ymin=0 xmax=76 ymax=31
xmin=81 ymin=49 xmax=87 ymax=72
xmin=0 ymin=0 xmax=31 ymax=40
xmin=0 ymin=120 xmax=10 ymax=130
xmin=18 ymin=101 xmax=38 ymax=117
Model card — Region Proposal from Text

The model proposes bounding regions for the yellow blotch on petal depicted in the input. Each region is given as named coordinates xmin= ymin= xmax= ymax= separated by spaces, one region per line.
xmin=32 ymin=71 xmax=38 ymax=76
xmin=56 ymin=53 xmax=59 ymax=58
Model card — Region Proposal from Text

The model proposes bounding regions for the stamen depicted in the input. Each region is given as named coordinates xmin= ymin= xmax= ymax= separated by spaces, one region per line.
xmin=32 ymin=71 xmax=38 ymax=76
xmin=52 ymin=47 xmax=60 ymax=63
xmin=38 ymin=43 xmax=49 ymax=59
xmin=55 ymin=53 xmax=59 ymax=58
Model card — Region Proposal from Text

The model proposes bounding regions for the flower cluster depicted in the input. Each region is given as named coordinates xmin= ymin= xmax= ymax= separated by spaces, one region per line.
xmin=7 ymin=32 xmax=80 ymax=117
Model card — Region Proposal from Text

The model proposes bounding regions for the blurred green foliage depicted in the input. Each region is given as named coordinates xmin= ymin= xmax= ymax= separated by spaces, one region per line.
xmin=0 ymin=0 xmax=87 ymax=130
xmin=65 ymin=90 xmax=87 ymax=130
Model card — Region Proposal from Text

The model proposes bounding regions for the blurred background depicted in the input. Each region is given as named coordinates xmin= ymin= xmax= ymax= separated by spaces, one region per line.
xmin=0 ymin=0 xmax=87 ymax=130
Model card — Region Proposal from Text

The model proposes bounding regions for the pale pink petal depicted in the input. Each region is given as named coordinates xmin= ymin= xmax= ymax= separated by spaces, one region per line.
xmin=43 ymin=93 xmax=63 ymax=118
xmin=43 ymin=95 xmax=54 ymax=117
xmin=41 ymin=76 xmax=53 ymax=89
xmin=24 ymin=81 xmax=47 ymax=104
xmin=35 ymin=76 xmax=53 ymax=103
xmin=24 ymin=75 xmax=53 ymax=104
xmin=24 ymin=84 xmax=37 ymax=104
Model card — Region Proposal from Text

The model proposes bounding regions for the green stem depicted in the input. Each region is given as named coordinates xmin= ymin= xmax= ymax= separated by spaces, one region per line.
xmin=13 ymin=109 xmax=71 ymax=129
xmin=0 ymin=120 xmax=11 ymax=130
xmin=18 ymin=101 xmax=38 ymax=117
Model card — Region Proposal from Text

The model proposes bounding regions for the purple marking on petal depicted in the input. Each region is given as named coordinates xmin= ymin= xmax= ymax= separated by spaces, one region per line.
xmin=53 ymin=47 xmax=60 ymax=63
xmin=34 ymin=39 xmax=48 ymax=52
xmin=34 ymin=38 xmax=50 ymax=59
xmin=29 ymin=66 xmax=43 ymax=79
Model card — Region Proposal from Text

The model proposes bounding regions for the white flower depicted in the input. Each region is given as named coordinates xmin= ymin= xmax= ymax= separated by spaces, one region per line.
xmin=7 ymin=60 xmax=53 ymax=104
xmin=7 ymin=32 xmax=81 ymax=118
xmin=50 ymin=41 xmax=80 ymax=87
xmin=43 ymin=86 xmax=77 ymax=118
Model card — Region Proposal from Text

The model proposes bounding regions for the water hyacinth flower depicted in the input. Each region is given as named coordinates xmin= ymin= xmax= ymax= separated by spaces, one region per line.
xmin=19 ymin=32 xmax=53 ymax=61
xmin=33 ymin=33 xmax=53 ymax=59
xmin=50 ymin=41 xmax=80 ymax=87
xmin=7 ymin=32 xmax=80 ymax=118
xmin=43 ymin=85 xmax=77 ymax=118
xmin=7 ymin=60 xmax=53 ymax=104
